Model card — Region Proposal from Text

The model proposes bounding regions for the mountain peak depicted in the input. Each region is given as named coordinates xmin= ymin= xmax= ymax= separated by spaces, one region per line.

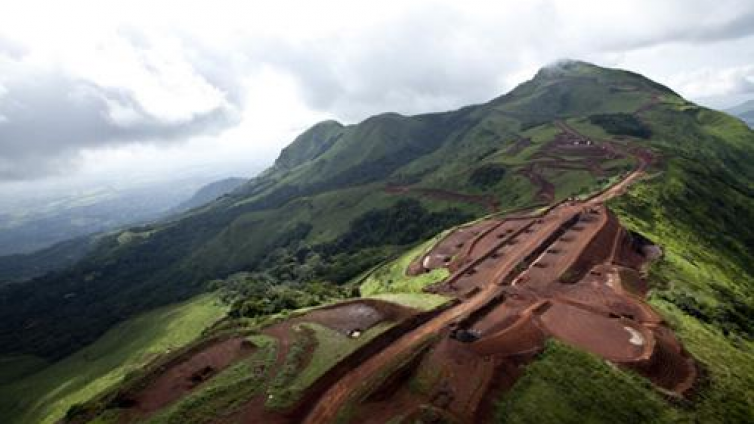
xmin=274 ymin=119 xmax=345 ymax=170
xmin=534 ymin=59 xmax=600 ymax=79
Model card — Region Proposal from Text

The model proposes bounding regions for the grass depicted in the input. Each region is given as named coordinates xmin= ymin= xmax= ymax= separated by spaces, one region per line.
xmin=607 ymin=167 xmax=754 ymax=422
xmin=265 ymin=325 xmax=315 ymax=410
xmin=546 ymin=169 xmax=598 ymax=201
xmin=145 ymin=334 xmax=278 ymax=424
xmin=284 ymin=322 xmax=395 ymax=407
xmin=494 ymin=341 xmax=675 ymax=424
xmin=360 ymin=233 xmax=451 ymax=296
xmin=0 ymin=293 xmax=227 ymax=424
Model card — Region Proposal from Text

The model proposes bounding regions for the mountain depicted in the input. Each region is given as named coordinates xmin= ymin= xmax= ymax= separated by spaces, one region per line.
xmin=0 ymin=235 xmax=96 ymax=285
xmin=0 ymin=177 xmax=213 ymax=256
xmin=171 ymin=177 xmax=247 ymax=213
xmin=0 ymin=177 xmax=250 ymax=284
xmin=726 ymin=99 xmax=754 ymax=128
xmin=1 ymin=60 xmax=753 ymax=424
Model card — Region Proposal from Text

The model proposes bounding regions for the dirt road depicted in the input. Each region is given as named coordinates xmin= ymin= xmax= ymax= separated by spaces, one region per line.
xmin=303 ymin=161 xmax=647 ymax=424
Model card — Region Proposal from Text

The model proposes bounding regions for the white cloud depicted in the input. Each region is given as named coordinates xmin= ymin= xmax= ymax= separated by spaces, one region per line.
xmin=0 ymin=0 xmax=753 ymax=183
xmin=668 ymin=65 xmax=754 ymax=99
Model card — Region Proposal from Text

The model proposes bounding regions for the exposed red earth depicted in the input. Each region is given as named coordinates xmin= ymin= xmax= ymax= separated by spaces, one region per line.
xmin=109 ymin=299 xmax=422 ymax=424
xmin=118 ymin=336 xmax=257 ymax=421
xmin=299 ymin=126 xmax=692 ymax=424
xmin=103 ymin=110 xmax=689 ymax=424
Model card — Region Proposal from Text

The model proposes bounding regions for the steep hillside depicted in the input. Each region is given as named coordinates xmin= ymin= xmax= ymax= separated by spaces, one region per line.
xmin=1 ymin=60 xmax=753 ymax=424
xmin=0 ymin=235 xmax=96 ymax=284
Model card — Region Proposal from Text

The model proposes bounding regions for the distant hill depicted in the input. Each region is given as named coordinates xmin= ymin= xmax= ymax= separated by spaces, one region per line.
xmin=0 ymin=176 xmax=246 ymax=283
xmin=726 ymin=99 xmax=754 ymax=127
xmin=0 ymin=178 xmax=205 ymax=256
xmin=171 ymin=177 xmax=247 ymax=213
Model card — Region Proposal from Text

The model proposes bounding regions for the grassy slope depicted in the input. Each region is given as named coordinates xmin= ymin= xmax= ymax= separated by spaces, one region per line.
xmin=0 ymin=294 xmax=227 ymax=424
xmin=360 ymin=233 xmax=450 ymax=296
xmin=609 ymin=161 xmax=754 ymax=423
xmin=0 ymin=354 xmax=49 ymax=383
xmin=266 ymin=322 xmax=395 ymax=410
xmin=494 ymin=341 xmax=675 ymax=424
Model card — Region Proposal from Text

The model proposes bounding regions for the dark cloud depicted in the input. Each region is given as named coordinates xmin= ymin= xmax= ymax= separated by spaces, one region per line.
xmin=0 ymin=71 xmax=238 ymax=180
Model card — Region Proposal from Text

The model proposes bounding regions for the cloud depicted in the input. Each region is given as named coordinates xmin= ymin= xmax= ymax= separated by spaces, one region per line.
xmin=230 ymin=0 xmax=754 ymax=121
xmin=1 ymin=0 xmax=754 ymax=181
xmin=0 ymin=66 xmax=238 ymax=179
xmin=0 ymin=32 xmax=240 ymax=180
xmin=668 ymin=65 xmax=754 ymax=99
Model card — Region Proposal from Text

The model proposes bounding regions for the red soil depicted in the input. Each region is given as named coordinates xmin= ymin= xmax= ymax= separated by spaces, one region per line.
xmin=297 ymin=115 xmax=694 ymax=423
xmin=407 ymin=219 xmax=501 ymax=276
xmin=517 ymin=163 xmax=555 ymax=202
xmin=539 ymin=303 xmax=650 ymax=362
xmin=129 ymin=99 xmax=694 ymax=424
xmin=121 ymin=337 xmax=256 ymax=421
xmin=217 ymin=299 xmax=426 ymax=424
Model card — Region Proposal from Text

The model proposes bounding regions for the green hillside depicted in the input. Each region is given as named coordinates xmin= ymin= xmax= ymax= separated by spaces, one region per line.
xmin=0 ymin=294 xmax=226 ymax=424
xmin=1 ymin=60 xmax=753 ymax=423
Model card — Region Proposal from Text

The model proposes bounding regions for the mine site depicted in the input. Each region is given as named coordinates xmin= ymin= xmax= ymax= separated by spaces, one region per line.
xmin=3 ymin=5 xmax=753 ymax=424
xmin=79 ymin=117 xmax=698 ymax=424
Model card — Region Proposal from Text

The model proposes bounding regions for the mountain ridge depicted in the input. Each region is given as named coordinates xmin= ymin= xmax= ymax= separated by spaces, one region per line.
xmin=1 ymin=59 xmax=753 ymax=424
xmin=0 ymin=60 xmax=737 ymax=360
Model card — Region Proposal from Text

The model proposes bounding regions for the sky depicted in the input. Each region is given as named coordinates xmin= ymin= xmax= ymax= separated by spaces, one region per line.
xmin=0 ymin=0 xmax=753 ymax=191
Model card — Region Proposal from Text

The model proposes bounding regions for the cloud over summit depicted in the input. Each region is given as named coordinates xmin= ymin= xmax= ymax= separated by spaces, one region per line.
xmin=0 ymin=0 xmax=753 ymax=181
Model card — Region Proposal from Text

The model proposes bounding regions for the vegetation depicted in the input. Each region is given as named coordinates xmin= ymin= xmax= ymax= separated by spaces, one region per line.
xmin=589 ymin=112 xmax=652 ymax=138
xmin=325 ymin=199 xmax=472 ymax=256
xmin=0 ymin=294 xmax=227 ymax=424
xmin=267 ymin=322 xmax=394 ymax=410
xmin=608 ymin=160 xmax=754 ymax=422
xmin=4 ymin=60 xmax=754 ymax=424
xmin=494 ymin=341 xmax=674 ymax=423
xmin=469 ymin=163 xmax=507 ymax=188
xmin=145 ymin=335 xmax=277 ymax=424
xmin=217 ymin=273 xmax=348 ymax=320
xmin=360 ymin=232 xmax=451 ymax=296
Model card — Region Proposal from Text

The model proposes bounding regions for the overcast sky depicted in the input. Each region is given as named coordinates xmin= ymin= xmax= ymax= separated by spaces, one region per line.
xmin=1 ymin=0 xmax=753 ymax=190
